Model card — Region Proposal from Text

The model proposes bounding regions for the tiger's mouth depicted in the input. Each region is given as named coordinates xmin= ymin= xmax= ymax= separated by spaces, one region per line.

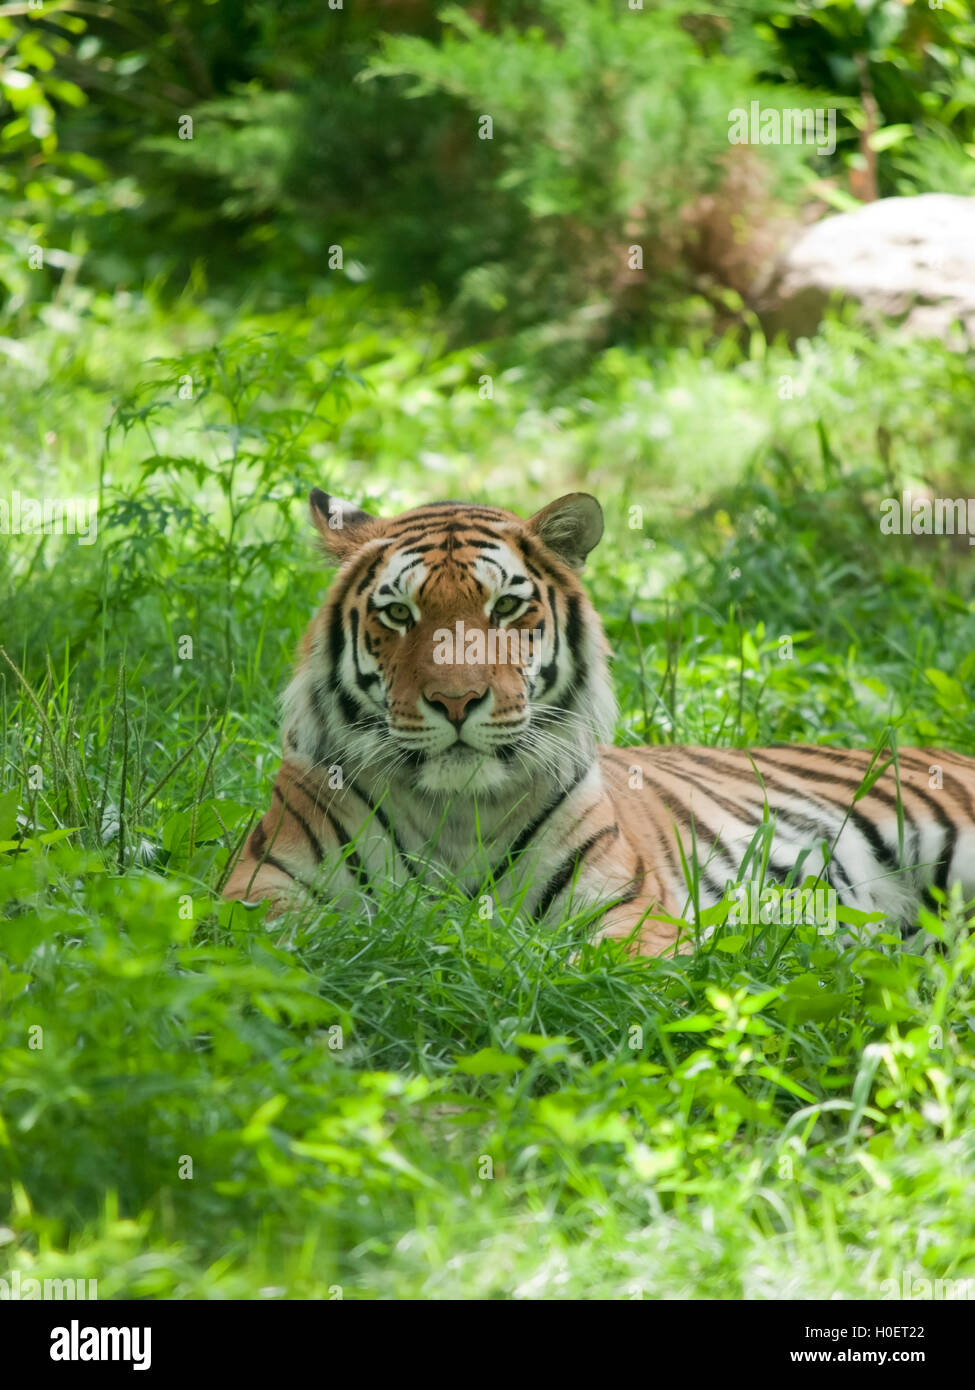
xmin=381 ymin=722 xmax=528 ymax=796
xmin=394 ymin=737 xmax=518 ymax=764
xmin=387 ymin=718 xmax=528 ymax=759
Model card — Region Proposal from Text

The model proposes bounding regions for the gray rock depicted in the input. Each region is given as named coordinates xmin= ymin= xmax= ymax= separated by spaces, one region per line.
xmin=759 ymin=194 xmax=975 ymax=345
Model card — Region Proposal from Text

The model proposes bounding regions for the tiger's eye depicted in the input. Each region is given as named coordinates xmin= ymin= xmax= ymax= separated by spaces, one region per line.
xmin=493 ymin=595 xmax=521 ymax=618
xmin=386 ymin=602 xmax=412 ymax=624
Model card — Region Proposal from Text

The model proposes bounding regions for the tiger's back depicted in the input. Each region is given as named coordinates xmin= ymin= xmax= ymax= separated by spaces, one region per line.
xmin=597 ymin=743 xmax=975 ymax=953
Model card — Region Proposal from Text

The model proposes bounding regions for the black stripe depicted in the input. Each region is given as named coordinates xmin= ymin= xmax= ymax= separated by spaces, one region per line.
xmin=537 ymin=585 xmax=561 ymax=695
xmin=533 ymin=824 xmax=619 ymax=919
xmin=561 ymin=592 xmax=589 ymax=700
xmin=611 ymin=853 xmax=645 ymax=908
xmin=934 ymin=824 xmax=957 ymax=893
xmin=739 ymin=750 xmax=923 ymax=867
xmin=354 ymin=547 xmax=389 ymax=595
xmin=622 ymin=805 xmax=729 ymax=908
xmin=390 ymin=506 xmax=507 ymax=522
xmin=272 ymin=784 xmax=323 ymax=863
xmin=625 ymin=763 xmax=742 ymax=885
xmin=742 ymin=772 xmax=902 ymax=880
xmin=379 ymin=536 xmax=498 ymax=553
xmin=326 ymin=547 xmax=382 ymax=669
xmin=755 ymin=750 xmax=949 ymax=877
xmin=246 ymin=820 xmax=324 ymax=900
xmin=349 ymin=607 xmax=382 ymax=695
xmin=599 ymin=762 xmax=685 ymax=887
xmin=384 ymin=519 xmax=507 ymax=543
xmin=343 ymin=783 xmax=417 ymax=879
xmin=324 ymin=809 xmax=372 ymax=895
xmin=943 ymin=765 xmax=975 ymax=823
xmin=449 ymin=536 xmax=511 ymax=553
xmin=327 ymin=591 xmax=348 ymax=671
xmin=264 ymin=854 xmax=324 ymax=898
xmin=336 ymin=687 xmax=363 ymax=727
xmin=487 ymin=762 xmax=591 ymax=884
xmin=518 ymin=534 xmax=569 ymax=587
xmin=666 ymin=750 xmax=906 ymax=886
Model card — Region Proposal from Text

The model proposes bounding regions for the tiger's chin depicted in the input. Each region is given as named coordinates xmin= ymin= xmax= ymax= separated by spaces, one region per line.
xmin=412 ymin=745 xmax=518 ymax=797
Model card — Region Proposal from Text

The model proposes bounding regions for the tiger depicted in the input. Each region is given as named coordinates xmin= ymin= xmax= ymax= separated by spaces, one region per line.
xmin=223 ymin=490 xmax=975 ymax=954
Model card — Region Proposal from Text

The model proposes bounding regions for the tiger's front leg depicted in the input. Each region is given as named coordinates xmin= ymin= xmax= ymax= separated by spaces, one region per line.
xmin=222 ymin=769 xmax=324 ymax=915
xmin=591 ymin=895 xmax=688 ymax=957
xmin=222 ymin=759 xmax=376 ymax=917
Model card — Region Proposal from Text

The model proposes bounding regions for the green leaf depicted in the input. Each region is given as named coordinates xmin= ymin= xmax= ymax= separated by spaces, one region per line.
xmin=661 ymin=1014 xmax=716 ymax=1034
xmin=455 ymin=1048 xmax=526 ymax=1075
xmin=867 ymin=124 xmax=915 ymax=153
xmin=513 ymin=1033 xmax=573 ymax=1051
xmin=0 ymin=789 xmax=19 ymax=841
xmin=38 ymin=827 xmax=80 ymax=846
xmin=924 ymin=668 xmax=965 ymax=706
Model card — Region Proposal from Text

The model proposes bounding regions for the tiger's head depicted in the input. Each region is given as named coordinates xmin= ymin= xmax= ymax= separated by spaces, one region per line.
xmin=282 ymin=492 xmax=617 ymax=797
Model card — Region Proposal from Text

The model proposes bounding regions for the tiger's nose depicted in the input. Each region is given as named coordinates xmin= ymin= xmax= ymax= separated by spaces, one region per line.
xmin=424 ymin=687 xmax=487 ymax=726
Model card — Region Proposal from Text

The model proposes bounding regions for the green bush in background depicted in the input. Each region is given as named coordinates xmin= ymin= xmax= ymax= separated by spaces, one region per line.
xmin=3 ymin=0 xmax=975 ymax=339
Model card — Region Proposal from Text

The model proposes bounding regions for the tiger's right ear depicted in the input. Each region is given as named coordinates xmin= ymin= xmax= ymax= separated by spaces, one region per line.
xmin=309 ymin=489 xmax=380 ymax=561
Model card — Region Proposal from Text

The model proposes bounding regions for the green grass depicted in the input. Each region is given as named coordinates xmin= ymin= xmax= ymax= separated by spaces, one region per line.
xmin=2 ymin=286 xmax=975 ymax=1298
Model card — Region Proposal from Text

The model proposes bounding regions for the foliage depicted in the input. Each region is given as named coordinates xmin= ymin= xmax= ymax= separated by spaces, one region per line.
xmin=367 ymin=0 xmax=819 ymax=351
xmin=98 ymin=336 xmax=361 ymax=688
xmin=742 ymin=0 xmax=975 ymax=194
xmin=2 ymin=0 xmax=973 ymax=345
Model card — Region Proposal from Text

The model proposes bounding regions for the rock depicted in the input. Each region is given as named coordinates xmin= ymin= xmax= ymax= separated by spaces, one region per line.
xmin=759 ymin=194 xmax=975 ymax=345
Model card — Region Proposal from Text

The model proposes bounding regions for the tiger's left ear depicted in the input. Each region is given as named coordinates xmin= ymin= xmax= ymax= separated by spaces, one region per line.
xmin=527 ymin=493 xmax=604 ymax=572
xmin=309 ymin=489 xmax=380 ymax=561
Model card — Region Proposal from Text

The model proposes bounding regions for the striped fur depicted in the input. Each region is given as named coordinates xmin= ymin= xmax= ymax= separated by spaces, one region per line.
xmin=224 ymin=492 xmax=975 ymax=954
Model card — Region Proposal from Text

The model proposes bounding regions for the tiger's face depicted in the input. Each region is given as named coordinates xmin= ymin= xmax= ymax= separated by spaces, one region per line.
xmin=285 ymin=492 xmax=617 ymax=797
